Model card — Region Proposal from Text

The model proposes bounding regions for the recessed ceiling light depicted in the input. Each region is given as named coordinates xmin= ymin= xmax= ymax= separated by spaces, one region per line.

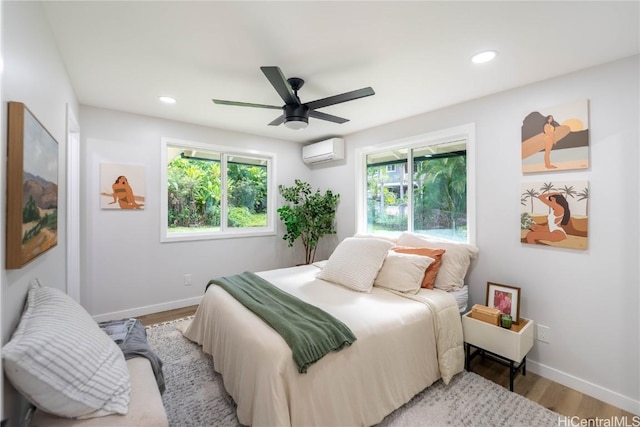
xmin=471 ymin=50 xmax=498 ymax=64
xmin=159 ymin=96 xmax=176 ymax=104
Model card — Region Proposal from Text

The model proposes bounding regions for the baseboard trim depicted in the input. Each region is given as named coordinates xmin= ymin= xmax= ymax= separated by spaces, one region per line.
xmin=527 ymin=359 xmax=640 ymax=415
xmin=92 ymin=296 xmax=201 ymax=323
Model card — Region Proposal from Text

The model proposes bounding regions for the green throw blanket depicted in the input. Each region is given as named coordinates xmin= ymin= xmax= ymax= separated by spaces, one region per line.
xmin=206 ymin=271 xmax=356 ymax=373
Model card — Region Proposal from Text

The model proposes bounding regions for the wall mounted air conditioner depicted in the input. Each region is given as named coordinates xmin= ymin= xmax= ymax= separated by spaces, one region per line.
xmin=302 ymin=138 xmax=345 ymax=164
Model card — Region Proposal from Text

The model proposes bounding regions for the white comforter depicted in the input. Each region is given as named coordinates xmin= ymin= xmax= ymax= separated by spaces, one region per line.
xmin=182 ymin=264 xmax=464 ymax=427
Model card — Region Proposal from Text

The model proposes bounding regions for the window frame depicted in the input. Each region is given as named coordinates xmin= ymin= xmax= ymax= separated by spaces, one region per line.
xmin=160 ymin=137 xmax=277 ymax=243
xmin=355 ymin=123 xmax=476 ymax=245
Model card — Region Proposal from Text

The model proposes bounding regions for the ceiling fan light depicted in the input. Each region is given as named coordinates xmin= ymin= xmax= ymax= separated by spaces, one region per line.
xmin=284 ymin=117 xmax=308 ymax=130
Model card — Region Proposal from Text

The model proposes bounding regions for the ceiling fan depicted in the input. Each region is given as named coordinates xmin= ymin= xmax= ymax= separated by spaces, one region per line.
xmin=212 ymin=66 xmax=375 ymax=130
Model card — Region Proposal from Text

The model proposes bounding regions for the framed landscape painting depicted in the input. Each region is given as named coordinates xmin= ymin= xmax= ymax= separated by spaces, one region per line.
xmin=521 ymin=100 xmax=589 ymax=173
xmin=6 ymin=102 xmax=59 ymax=269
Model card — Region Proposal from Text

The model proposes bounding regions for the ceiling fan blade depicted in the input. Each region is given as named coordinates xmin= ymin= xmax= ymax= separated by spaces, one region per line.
xmin=260 ymin=66 xmax=299 ymax=105
xmin=309 ymin=110 xmax=349 ymax=124
xmin=212 ymin=99 xmax=282 ymax=110
xmin=268 ymin=115 xmax=285 ymax=126
xmin=305 ymin=87 xmax=375 ymax=110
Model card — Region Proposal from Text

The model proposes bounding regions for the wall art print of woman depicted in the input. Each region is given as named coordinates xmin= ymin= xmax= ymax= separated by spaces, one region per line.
xmin=521 ymin=100 xmax=589 ymax=173
xmin=100 ymin=163 xmax=145 ymax=210
xmin=521 ymin=180 xmax=589 ymax=250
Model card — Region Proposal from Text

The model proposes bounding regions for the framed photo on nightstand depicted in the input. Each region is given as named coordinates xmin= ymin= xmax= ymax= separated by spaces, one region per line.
xmin=486 ymin=282 xmax=521 ymax=324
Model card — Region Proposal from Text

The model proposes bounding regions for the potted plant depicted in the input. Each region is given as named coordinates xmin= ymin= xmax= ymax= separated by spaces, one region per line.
xmin=277 ymin=179 xmax=340 ymax=264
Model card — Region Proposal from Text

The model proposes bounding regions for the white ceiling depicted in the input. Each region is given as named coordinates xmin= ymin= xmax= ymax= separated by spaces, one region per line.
xmin=41 ymin=1 xmax=639 ymax=143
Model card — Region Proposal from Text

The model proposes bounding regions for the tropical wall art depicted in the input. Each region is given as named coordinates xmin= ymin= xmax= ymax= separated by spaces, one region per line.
xmin=521 ymin=180 xmax=589 ymax=250
xmin=6 ymin=102 xmax=59 ymax=269
xmin=521 ymin=100 xmax=590 ymax=173
xmin=100 ymin=163 xmax=145 ymax=210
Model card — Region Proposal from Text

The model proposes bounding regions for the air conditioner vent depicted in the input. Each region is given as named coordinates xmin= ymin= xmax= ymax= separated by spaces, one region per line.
xmin=302 ymin=138 xmax=344 ymax=164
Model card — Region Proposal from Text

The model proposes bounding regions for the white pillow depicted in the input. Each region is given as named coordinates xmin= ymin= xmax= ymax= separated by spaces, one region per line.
xmin=312 ymin=260 xmax=328 ymax=269
xmin=2 ymin=281 xmax=131 ymax=419
xmin=353 ymin=232 xmax=399 ymax=245
xmin=318 ymin=237 xmax=394 ymax=292
xmin=397 ymin=232 xmax=479 ymax=291
xmin=374 ymin=251 xmax=434 ymax=294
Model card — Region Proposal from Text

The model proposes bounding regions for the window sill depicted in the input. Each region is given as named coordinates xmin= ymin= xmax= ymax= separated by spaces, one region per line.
xmin=161 ymin=228 xmax=277 ymax=243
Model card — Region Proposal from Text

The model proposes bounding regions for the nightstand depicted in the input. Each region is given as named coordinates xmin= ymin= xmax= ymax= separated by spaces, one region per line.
xmin=461 ymin=311 xmax=534 ymax=391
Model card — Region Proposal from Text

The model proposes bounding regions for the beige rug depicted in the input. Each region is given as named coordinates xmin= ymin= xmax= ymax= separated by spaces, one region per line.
xmin=146 ymin=318 xmax=560 ymax=427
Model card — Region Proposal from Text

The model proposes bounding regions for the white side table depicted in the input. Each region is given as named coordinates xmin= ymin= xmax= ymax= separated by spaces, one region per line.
xmin=461 ymin=311 xmax=534 ymax=391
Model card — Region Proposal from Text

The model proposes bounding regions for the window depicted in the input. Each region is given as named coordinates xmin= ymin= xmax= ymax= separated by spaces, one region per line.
xmin=356 ymin=124 xmax=475 ymax=243
xmin=161 ymin=138 xmax=276 ymax=242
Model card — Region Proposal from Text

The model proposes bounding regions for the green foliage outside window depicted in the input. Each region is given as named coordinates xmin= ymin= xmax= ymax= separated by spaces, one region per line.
xmin=227 ymin=162 xmax=268 ymax=227
xmin=167 ymin=156 xmax=267 ymax=230
xmin=413 ymin=155 xmax=467 ymax=236
xmin=367 ymin=154 xmax=467 ymax=240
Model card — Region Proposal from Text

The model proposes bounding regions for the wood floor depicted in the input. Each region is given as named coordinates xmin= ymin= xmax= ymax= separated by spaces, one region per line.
xmin=137 ymin=305 xmax=637 ymax=422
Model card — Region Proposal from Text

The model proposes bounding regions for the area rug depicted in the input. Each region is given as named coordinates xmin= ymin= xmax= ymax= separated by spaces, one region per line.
xmin=146 ymin=318 xmax=560 ymax=427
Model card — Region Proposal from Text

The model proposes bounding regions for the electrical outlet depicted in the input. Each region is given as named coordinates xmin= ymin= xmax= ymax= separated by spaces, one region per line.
xmin=184 ymin=274 xmax=192 ymax=286
xmin=537 ymin=324 xmax=550 ymax=343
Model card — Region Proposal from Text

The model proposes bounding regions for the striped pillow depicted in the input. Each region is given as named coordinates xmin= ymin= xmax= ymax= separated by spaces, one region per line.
xmin=2 ymin=280 xmax=130 ymax=419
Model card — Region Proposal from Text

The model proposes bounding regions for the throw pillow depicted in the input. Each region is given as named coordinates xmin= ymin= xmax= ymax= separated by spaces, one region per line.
xmin=318 ymin=237 xmax=394 ymax=292
xmin=374 ymin=251 xmax=434 ymax=294
xmin=397 ymin=232 xmax=479 ymax=291
xmin=391 ymin=246 xmax=446 ymax=289
xmin=2 ymin=280 xmax=131 ymax=419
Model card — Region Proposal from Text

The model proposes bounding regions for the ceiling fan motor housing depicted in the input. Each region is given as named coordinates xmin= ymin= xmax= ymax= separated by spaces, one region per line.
xmin=284 ymin=103 xmax=309 ymax=124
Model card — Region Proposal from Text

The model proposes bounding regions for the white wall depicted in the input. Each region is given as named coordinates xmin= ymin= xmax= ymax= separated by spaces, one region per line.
xmin=1 ymin=1 xmax=80 ymax=424
xmin=310 ymin=56 xmax=640 ymax=414
xmin=80 ymin=106 xmax=310 ymax=319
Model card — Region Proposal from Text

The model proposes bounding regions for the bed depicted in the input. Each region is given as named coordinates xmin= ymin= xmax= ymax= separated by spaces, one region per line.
xmin=182 ymin=233 xmax=478 ymax=426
